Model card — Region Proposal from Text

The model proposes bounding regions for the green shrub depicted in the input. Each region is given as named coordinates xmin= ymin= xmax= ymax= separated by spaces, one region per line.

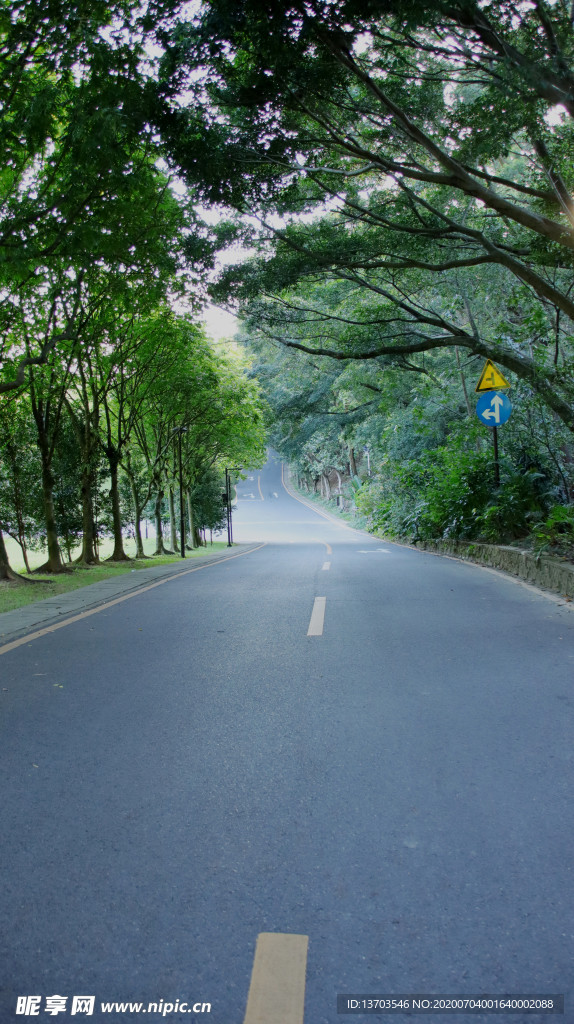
xmin=356 ymin=442 xmax=554 ymax=543
xmin=534 ymin=504 xmax=574 ymax=553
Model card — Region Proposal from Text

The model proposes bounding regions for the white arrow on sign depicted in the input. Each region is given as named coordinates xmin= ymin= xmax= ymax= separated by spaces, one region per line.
xmin=481 ymin=393 xmax=504 ymax=423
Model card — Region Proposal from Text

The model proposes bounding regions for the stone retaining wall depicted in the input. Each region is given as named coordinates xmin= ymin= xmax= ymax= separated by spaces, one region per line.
xmin=287 ymin=464 xmax=574 ymax=599
xmin=407 ymin=537 xmax=574 ymax=597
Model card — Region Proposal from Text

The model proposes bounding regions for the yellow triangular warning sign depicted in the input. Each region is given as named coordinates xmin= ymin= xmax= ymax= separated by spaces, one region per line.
xmin=475 ymin=359 xmax=510 ymax=393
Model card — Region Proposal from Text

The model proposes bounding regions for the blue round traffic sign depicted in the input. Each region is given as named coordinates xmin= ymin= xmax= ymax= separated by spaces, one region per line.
xmin=476 ymin=390 xmax=512 ymax=426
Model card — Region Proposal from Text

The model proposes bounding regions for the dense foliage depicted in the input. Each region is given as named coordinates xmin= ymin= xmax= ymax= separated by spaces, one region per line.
xmin=5 ymin=0 xmax=574 ymax=573
xmin=155 ymin=0 xmax=574 ymax=551
xmin=0 ymin=0 xmax=266 ymax=579
xmin=244 ymin=298 xmax=574 ymax=549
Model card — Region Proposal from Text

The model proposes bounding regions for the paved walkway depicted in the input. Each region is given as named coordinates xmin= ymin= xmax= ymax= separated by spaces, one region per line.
xmin=0 ymin=545 xmax=259 ymax=648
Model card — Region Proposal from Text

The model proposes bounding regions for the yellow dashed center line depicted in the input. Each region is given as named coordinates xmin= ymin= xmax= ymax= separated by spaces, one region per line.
xmin=243 ymin=933 xmax=308 ymax=1024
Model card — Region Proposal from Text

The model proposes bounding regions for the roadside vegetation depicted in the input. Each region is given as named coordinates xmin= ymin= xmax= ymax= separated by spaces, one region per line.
xmin=0 ymin=0 xmax=266 ymax=588
xmin=250 ymin=331 xmax=574 ymax=557
xmin=4 ymin=0 xmax=574 ymax=577
xmin=0 ymin=544 xmax=229 ymax=617
xmin=165 ymin=0 xmax=574 ymax=559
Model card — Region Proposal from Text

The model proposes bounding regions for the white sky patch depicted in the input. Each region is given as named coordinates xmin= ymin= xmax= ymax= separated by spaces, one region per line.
xmin=353 ymin=32 xmax=372 ymax=56
xmin=545 ymin=104 xmax=568 ymax=126
xmin=202 ymin=304 xmax=238 ymax=340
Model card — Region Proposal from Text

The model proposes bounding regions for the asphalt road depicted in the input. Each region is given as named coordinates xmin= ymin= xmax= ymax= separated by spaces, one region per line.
xmin=1 ymin=452 xmax=573 ymax=1023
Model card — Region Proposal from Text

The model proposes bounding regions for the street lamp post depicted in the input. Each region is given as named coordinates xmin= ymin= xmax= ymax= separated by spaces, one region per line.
xmin=178 ymin=431 xmax=185 ymax=558
xmin=225 ymin=467 xmax=243 ymax=547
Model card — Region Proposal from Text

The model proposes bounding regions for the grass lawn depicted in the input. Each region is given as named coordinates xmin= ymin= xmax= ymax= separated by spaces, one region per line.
xmin=0 ymin=536 xmax=230 ymax=616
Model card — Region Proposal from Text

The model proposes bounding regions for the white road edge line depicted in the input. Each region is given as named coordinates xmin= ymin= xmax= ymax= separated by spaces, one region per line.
xmin=307 ymin=597 xmax=326 ymax=636
xmin=243 ymin=933 xmax=309 ymax=1024
xmin=281 ymin=462 xmax=369 ymax=537
xmin=322 ymin=562 xmax=331 ymax=571
xmin=410 ymin=545 xmax=574 ymax=611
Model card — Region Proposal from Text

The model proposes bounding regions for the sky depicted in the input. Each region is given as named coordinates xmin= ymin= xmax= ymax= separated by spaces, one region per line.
xmin=201 ymin=304 xmax=239 ymax=341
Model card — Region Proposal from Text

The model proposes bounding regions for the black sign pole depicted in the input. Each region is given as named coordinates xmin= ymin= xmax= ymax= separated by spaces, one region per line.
xmin=178 ymin=430 xmax=185 ymax=558
xmin=226 ymin=468 xmax=232 ymax=547
xmin=493 ymin=425 xmax=500 ymax=487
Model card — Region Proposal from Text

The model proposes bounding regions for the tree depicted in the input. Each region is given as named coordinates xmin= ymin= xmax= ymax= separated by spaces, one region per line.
xmin=3 ymin=140 xmax=203 ymax=570
xmin=244 ymin=276 xmax=574 ymax=545
xmin=51 ymin=418 xmax=84 ymax=562
xmin=124 ymin=327 xmax=267 ymax=553
xmin=102 ymin=311 xmax=187 ymax=559
xmin=189 ymin=469 xmax=227 ymax=540
xmin=0 ymin=396 xmax=43 ymax=572
xmin=0 ymin=0 xmax=181 ymax=391
xmin=157 ymin=0 xmax=574 ymax=431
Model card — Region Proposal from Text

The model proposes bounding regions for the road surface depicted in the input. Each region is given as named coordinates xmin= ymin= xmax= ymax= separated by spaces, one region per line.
xmin=1 ymin=452 xmax=573 ymax=1022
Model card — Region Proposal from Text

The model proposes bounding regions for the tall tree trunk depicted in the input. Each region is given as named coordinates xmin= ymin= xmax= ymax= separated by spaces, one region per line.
xmin=154 ymin=490 xmax=170 ymax=554
xmin=168 ymin=487 xmax=179 ymax=552
xmin=13 ymin=477 xmax=31 ymax=571
xmin=322 ymin=472 xmax=331 ymax=499
xmin=455 ymin=347 xmax=473 ymax=417
xmin=0 ymin=528 xmax=19 ymax=581
xmin=37 ymin=445 xmax=67 ymax=573
xmin=17 ymin=539 xmax=31 ymax=573
xmin=106 ymin=452 xmax=130 ymax=561
xmin=66 ymin=403 xmax=99 ymax=565
xmin=30 ymin=399 xmax=67 ymax=572
xmin=126 ymin=475 xmax=145 ymax=558
xmin=128 ymin=476 xmax=146 ymax=559
xmin=186 ymin=489 xmax=196 ymax=549
xmin=349 ymin=447 xmax=358 ymax=477
xmin=78 ymin=468 xmax=98 ymax=564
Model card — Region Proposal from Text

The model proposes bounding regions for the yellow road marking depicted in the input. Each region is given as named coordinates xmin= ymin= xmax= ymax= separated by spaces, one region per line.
xmin=324 ymin=543 xmax=332 ymax=554
xmin=307 ymin=597 xmax=326 ymax=636
xmin=243 ymin=933 xmax=308 ymax=1024
xmin=258 ymin=475 xmax=264 ymax=500
xmin=322 ymin=562 xmax=331 ymax=571
xmin=0 ymin=545 xmax=267 ymax=656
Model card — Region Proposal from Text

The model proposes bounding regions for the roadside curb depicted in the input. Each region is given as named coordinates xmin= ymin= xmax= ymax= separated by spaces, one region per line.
xmin=283 ymin=465 xmax=574 ymax=608
xmin=387 ymin=536 xmax=574 ymax=603
xmin=281 ymin=466 xmax=373 ymax=539
xmin=0 ymin=545 xmax=260 ymax=649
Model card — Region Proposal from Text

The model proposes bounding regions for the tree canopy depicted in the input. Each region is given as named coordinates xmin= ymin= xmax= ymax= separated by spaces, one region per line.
xmin=156 ymin=0 xmax=574 ymax=432
xmin=5 ymin=0 xmax=574 ymax=575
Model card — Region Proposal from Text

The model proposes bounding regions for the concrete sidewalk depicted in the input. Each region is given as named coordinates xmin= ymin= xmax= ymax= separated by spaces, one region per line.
xmin=0 ymin=544 xmax=260 ymax=649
